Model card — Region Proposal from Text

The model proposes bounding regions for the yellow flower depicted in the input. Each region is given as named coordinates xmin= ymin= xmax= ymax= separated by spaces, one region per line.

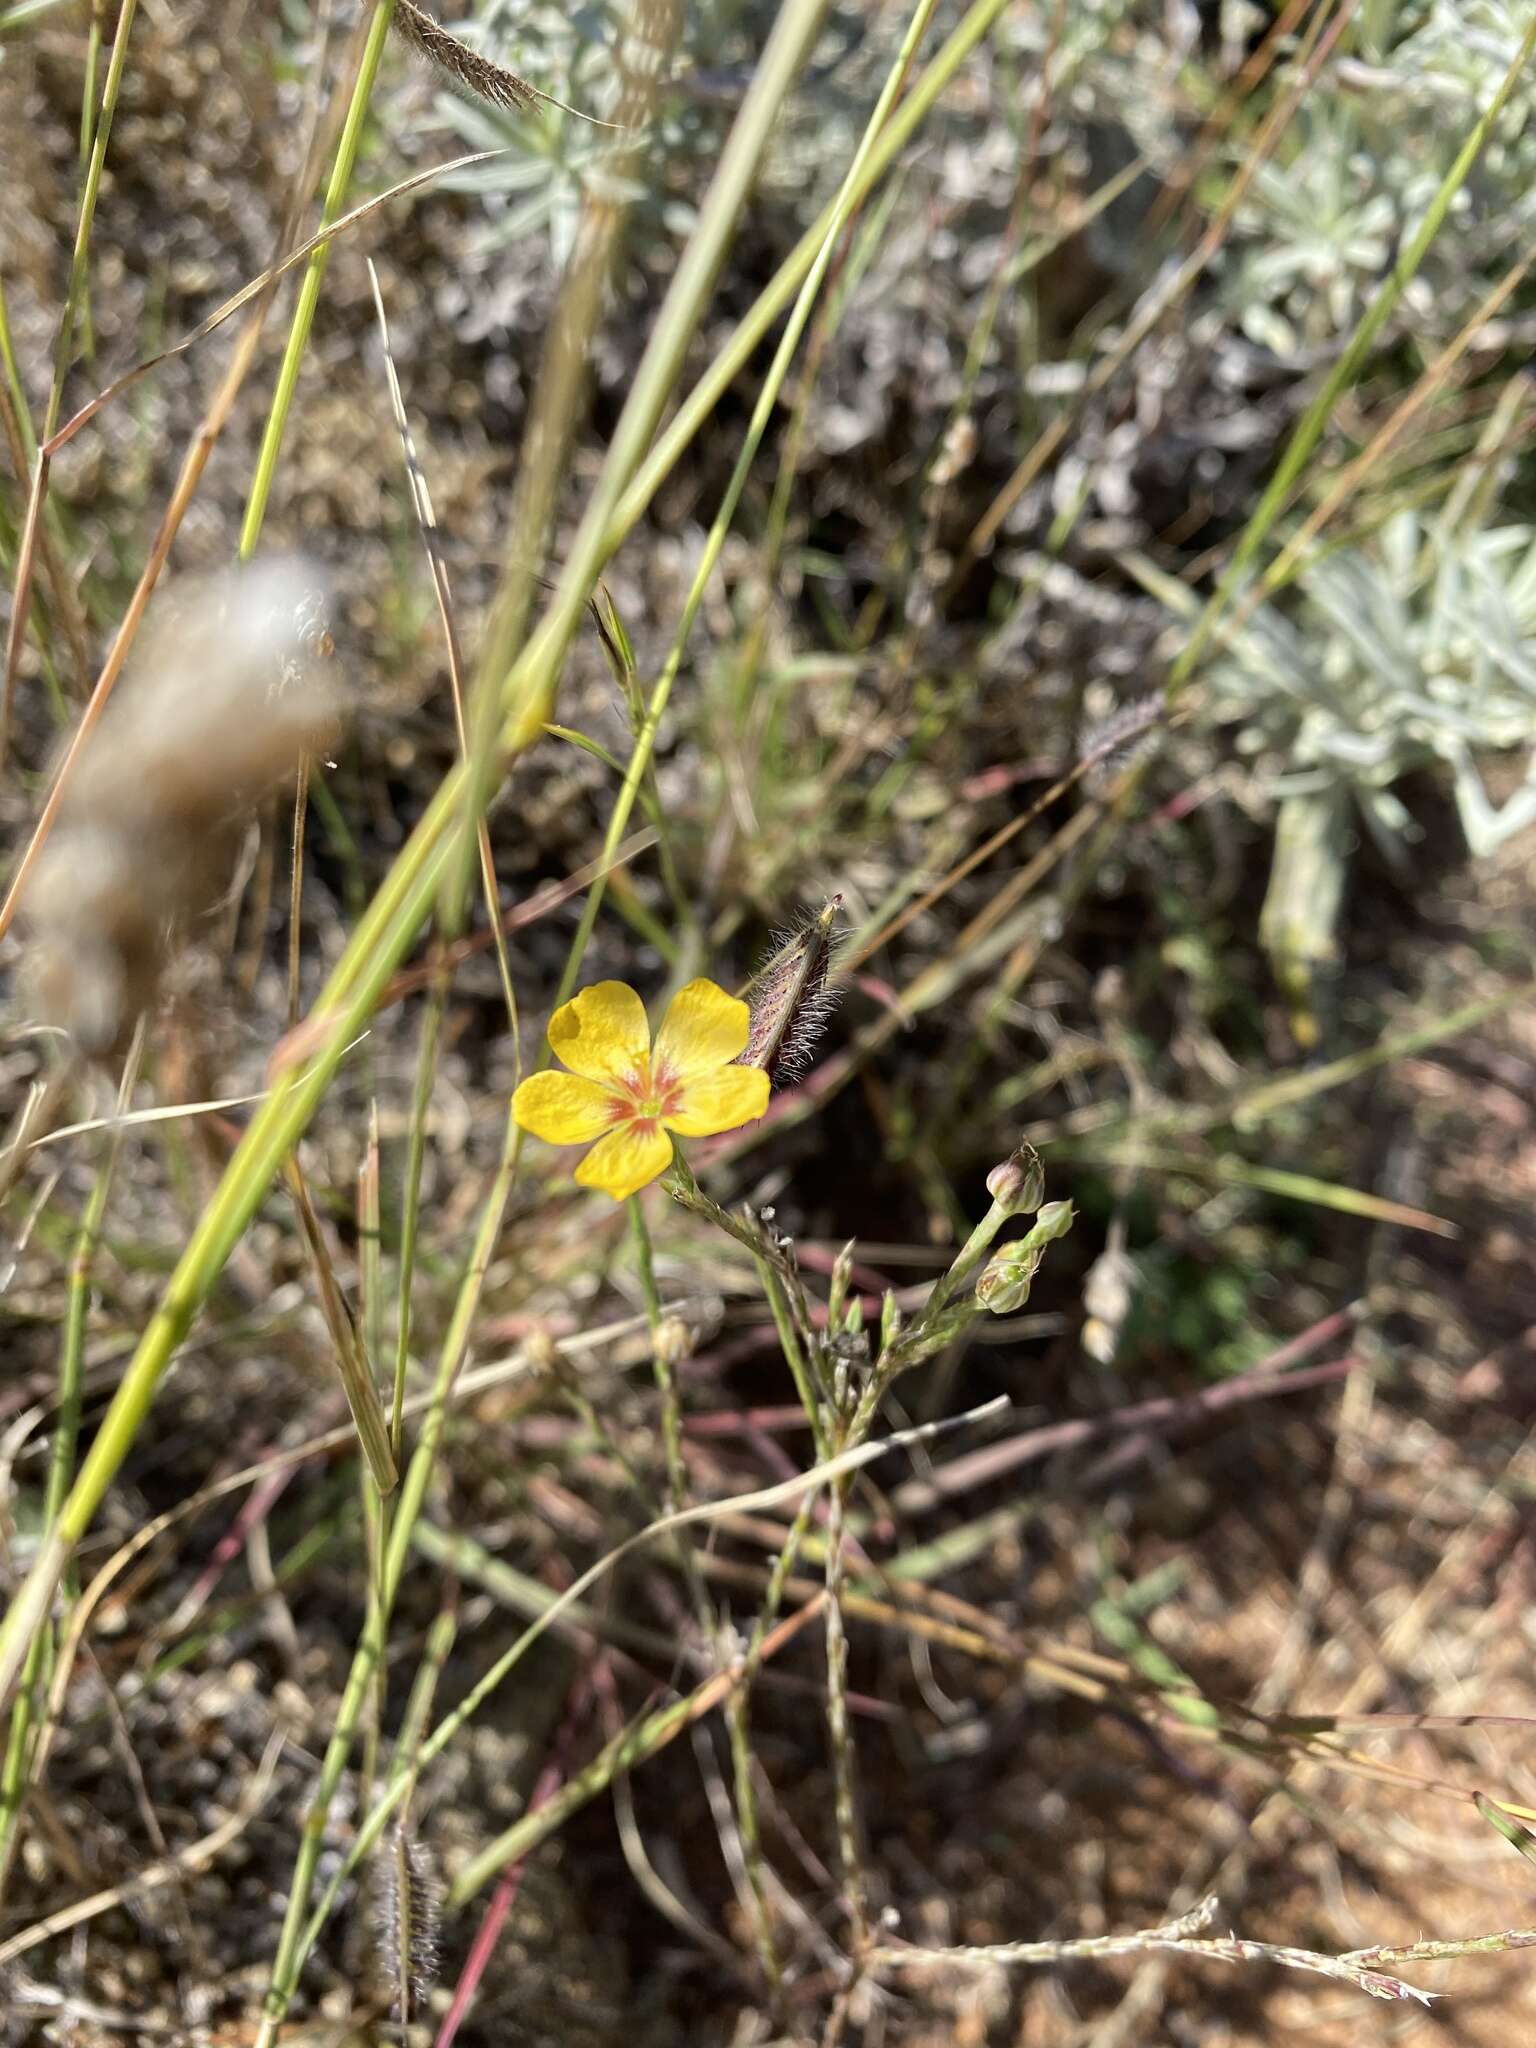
xmin=512 ymin=978 xmax=770 ymax=1202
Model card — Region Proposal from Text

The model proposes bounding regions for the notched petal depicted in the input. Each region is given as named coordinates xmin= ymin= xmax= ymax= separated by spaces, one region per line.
xmin=548 ymin=980 xmax=651 ymax=1082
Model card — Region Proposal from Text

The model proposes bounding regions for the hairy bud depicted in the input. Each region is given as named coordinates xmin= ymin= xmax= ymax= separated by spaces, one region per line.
xmin=742 ymin=896 xmax=843 ymax=1087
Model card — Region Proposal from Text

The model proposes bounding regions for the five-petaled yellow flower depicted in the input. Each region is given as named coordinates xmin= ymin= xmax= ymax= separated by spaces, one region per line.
xmin=512 ymin=978 xmax=770 ymax=1202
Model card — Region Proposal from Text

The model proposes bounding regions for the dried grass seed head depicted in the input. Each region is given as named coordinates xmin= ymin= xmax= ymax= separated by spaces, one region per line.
xmin=19 ymin=558 xmax=341 ymax=1055
xmin=1078 ymin=691 xmax=1162 ymax=793
xmin=67 ymin=558 xmax=340 ymax=830
xmin=390 ymin=0 xmax=538 ymax=114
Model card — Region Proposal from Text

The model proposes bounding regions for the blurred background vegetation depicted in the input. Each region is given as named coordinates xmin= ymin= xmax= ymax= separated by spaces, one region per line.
xmin=3 ymin=0 xmax=1536 ymax=2041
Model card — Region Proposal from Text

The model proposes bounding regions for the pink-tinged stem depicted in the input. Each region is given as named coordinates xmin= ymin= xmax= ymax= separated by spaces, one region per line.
xmin=169 ymin=1465 xmax=297 ymax=1630
xmin=683 ymin=1404 xmax=819 ymax=1437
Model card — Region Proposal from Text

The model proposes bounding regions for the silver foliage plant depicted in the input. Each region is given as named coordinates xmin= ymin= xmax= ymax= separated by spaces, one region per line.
xmin=1208 ymin=502 xmax=1536 ymax=1002
xmin=424 ymin=0 xmax=1169 ymax=276
xmin=426 ymin=0 xmax=895 ymax=269
xmin=1222 ymin=0 xmax=1536 ymax=356
xmin=426 ymin=0 xmax=686 ymax=269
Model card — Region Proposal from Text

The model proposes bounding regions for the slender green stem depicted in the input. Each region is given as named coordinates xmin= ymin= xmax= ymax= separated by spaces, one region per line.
xmin=393 ymin=975 xmax=446 ymax=1457
xmin=662 ymin=1155 xmax=827 ymax=1453
xmin=78 ymin=0 xmax=105 ymax=169
xmin=74 ymin=0 xmax=107 ymax=364
xmin=254 ymin=1104 xmax=521 ymax=2045
xmin=286 ymin=763 xmax=310 ymax=1027
xmin=823 ymin=1469 xmax=866 ymax=1945
xmin=239 ymin=0 xmax=397 ymax=559
xmin=629 ymin=1193 xmax=717 ymax=1635
xmin=43 ymin=0 xmax=138 ymax=439
xmin=0 ymin=277 xmax=35 ymax=465
xmin=627 ymin=1197 xmax=680 ymax=1489
xmin=359 ymin=1104 xmax=383 ymax=1384
xmin=0 ymin=1039 xmax=137 ymax=1896
xmin=807 ymin=1185 xmax=1015 ymax=1951
xmin=389 ymin=1599 xmax=459 ymax=1786
xmin=356 ymin=1112 xmax=386 ymax=1808
xmin=725 ymin=1674 xmax=781 ymax=1996
xmin=356 ymin=1468 xmax=387 ymax=1814
xmin=725 ymin=1477 xmax=824 ymax=1992
xmin=760 ymin=1260 xmax=825 ymax=1452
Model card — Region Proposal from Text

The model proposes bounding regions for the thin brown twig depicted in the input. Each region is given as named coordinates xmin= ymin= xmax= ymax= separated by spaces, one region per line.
xmin=866 ymin=1891 xmax=1457 ymax=2006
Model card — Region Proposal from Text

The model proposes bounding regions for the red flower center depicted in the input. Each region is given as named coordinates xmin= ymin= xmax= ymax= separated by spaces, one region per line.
xmin=608 ymin=1057 xmax=682 ymax=1125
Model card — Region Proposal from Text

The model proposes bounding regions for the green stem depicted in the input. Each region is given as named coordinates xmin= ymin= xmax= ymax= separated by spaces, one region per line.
xmin=393 ymin=975 xmax=446 ymax=1457
xmin=254 ymin=1104 xmax=521 ymax=2045
xmin=44 ymin=0 xmax=138 ymax=439
xmin=628 ymin=1197 xmax=684 ymax=1506
xmin=823 ymin=1470 xmax=866 ymax=1944
xmin=239 ymin=0 xmax=397 ymax=559
xmin=661 ymin=1155 xmax=827 ymax=1454
xmin=0 ymin=1053 xmax=135 ymax=1896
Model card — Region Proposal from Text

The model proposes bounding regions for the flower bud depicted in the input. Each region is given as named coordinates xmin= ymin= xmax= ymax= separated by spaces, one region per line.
xmin=879 ymin=1290 xmax=903 ymax=1349
xmin=975 ymin=1246 xmax=1039 ymax=1315
xmin=827 ymin=1237 xmax=856 ymax=1325
xmin=986 ymin=1143 xmax=1045 ymax=1217
xmin=974 ymin=1202 xmax=1075 ymax=1315
xmin=1029 ymin=1199 xmax=1074 ymax=1245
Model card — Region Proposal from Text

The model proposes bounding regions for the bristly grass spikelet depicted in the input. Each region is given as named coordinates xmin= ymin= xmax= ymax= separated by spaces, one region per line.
xmin=1078 ymin=693 xmax=1162 ymax=792
xmin=373 ymin=1820 xmax=442 ymax=2028
xmin=391 ymin=0 xmax=623 ymax=127
xmin=742 ymin=896 xmax=843 ymax=1088
xmin=391 ymin=0 xmax=537 ymax=112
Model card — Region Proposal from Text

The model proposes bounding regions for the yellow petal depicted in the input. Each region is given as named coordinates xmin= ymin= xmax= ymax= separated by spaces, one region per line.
xmin=547 ymin=980 xmax=651 ymax=1083
xmin=663 ymin=1063 xmax=770 ymax=1137
xmin=653 ymin=977 xmax=749 ymax=1083
xmin=512 ymin=1070 xmax=616 ymax=1145
xmin=574 ymin=1120 xmax=673 ymax=1202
